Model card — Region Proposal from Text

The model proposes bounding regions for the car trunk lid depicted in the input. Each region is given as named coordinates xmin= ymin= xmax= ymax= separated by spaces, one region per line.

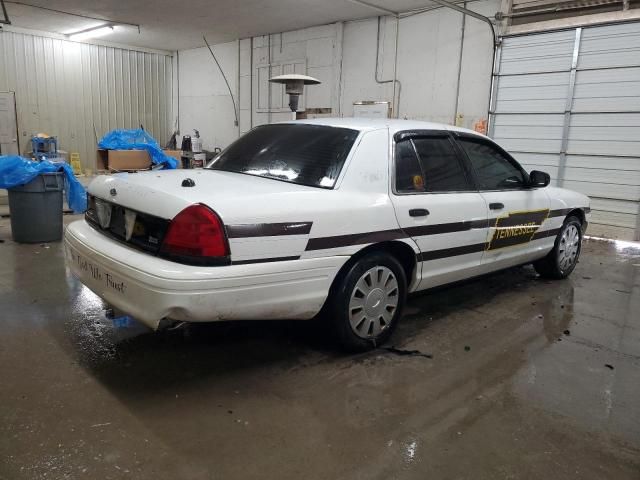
xmin=86 ymin=169 xmax=321 ymax=265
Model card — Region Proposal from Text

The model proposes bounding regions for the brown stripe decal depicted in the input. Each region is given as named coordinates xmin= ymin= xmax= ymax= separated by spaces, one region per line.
xmin=404 ymin=218 xmax=488 ymax=237
xmin=306 ymin=219 xmax=488 ymax=251
xmin=306 ymin=229 xmax=405 ymax=251
xmin=232 ymin=255 xmax=300 ymax=265
xmin=548 ymin=208 xmax=573 ymax=218
xmin=417 ymin=243 xmax=486 ymax=262
xmin=486 ymin=209 xmax=549 ymax=251
xmin=417 ymin=229 xmax=559 ymax=262
xmin=304 ymin=208 xmax=585 ymax=252
xmin=227 ymin=222 xmax=312 ymax=238
xmin=531 ymin=228 xmax=560 ymax=241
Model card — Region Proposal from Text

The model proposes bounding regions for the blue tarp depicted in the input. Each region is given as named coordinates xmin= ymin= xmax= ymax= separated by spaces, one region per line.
xmin=0 ymin=155 xmax=87 ymax=213
xmin=98 ymin=129 xmax=178 ymax=169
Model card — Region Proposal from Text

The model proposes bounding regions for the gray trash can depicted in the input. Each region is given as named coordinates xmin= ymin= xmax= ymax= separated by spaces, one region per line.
xmin=8 ymin=172 xmax=64 ymax=243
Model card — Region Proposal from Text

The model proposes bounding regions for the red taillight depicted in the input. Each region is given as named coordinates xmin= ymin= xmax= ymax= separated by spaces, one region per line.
xmin=160 ymin=204 xmax=229 ymax=262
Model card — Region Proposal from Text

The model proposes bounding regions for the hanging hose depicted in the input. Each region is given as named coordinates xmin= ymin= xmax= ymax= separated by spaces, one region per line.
xmin=203 ymin=35 xmax=239 ymax=127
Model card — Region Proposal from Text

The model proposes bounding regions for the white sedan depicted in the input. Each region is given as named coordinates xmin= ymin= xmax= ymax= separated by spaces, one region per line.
xmin=65 ymin=118 xmax=590 ymax=350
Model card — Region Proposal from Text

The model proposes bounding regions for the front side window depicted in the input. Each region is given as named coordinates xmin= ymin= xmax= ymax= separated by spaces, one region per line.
xmin=208 ymin=124 xmax=359 ymax=188
xmin=395 ymin=135 xmax=470 ymax=193
xmin=457 ymin=138 xmax=526 ymax=190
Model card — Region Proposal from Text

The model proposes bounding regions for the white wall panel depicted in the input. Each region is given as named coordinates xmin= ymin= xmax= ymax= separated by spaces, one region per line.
xmin=562 ymin=180 xmax=639 ymax=202
xmin=494 ymin=137 xmax=562 ymax=154
xmin=589 ymin=210 xmax=638 ymax=229
xmin=578 ymin=23 xmax=640 ymax=70
xmin=591 ymin=198 xmax=640 ymax=215
xmin=514 ymin=152 xmax=561 ymax=183
xmin=564 ymin=166 xmax=640 ymax=185
xmin=492 ymin=113 xmax=564 ymax=156
xmin=573 ymin=68 xmax=640 ymax=113
xmin=513 ymin=152 xmax=562 ymax=167
xmin=177 ymin=0 xmax=500 ymax=148
xmin=494 ymin=72 xmax=570 ymax=113
xmin=565 ymin=154 xmax=640 ymax=171
xmin=0 ymin=30 xmax=173 ymax=171
xmin=493 ymin=22 xmax=640 ymax=240
xmin=499 ymin=30 xmax=575 ymax=75
xmin=178 ymin=42 xmax=240 ymax=150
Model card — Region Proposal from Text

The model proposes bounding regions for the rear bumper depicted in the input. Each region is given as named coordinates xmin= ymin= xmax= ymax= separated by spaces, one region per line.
xmin=64 ymin=220 xmax=347 ymax=329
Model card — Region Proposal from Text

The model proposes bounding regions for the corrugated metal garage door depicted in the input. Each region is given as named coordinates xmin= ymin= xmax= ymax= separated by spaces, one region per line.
xmin=490 ymin=22 xmax=640 ymax=240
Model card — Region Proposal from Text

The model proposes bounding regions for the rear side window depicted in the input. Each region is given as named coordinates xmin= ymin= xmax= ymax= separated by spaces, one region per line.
xmin=208 ymin=124 xmax=359 ymax=188
xmin=395 ymin=136 xmax=470 ymax=193
xmin=395 ymin=140 xmax=424 ymax=193
xmin=457 ymin=138 xmax=526 ymax=190
xmin=412 ymin=137 xmax=470 ymax=192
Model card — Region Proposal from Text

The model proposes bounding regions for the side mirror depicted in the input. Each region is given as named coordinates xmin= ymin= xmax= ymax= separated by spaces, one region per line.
xmin=529 ymin=170 xmax=550 ymax=188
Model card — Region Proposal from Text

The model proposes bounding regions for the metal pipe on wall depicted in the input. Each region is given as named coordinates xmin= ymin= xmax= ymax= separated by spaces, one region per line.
xmin=453 ymin=2 xmax=467 ymax=125
xmin=427 ymin=0 xmax=497 ymax=42
xmin=250 ymin=37 xmax=254 ymax=129
xmin=336 ymin=22 xmax=345 ymax=116
xmin=401 ymin=0 xmax=498 ymax=131
xmin=392 ymin=16 xmax=401 ymax=118
xmin=267 ymin=34 xmax=272 ymax=124
xmin=375 ymin=16 xmax=402 ymax=118
xmin=429 ymin=0 xmax=498 ymax=131
xmin=203 ymin=35 xmax=239 ymax=127
xmin=176 ymin=50 xmax=180 ymax=134
xmin=363 ymin=0 xmax=497 ymax=127
xmin=237 ymin=38 xmax=241 ymax=137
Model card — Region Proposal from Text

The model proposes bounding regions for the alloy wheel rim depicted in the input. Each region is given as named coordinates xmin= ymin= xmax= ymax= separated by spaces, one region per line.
xmin=348 ymin=266 xmax=399 ymax=339
xmin=557 ymin=224 xmax=580 ymax=271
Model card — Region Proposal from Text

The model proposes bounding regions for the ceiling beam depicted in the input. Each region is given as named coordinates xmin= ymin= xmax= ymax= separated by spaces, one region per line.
xmin=345 ymin=0 xmax=400 ymax=16
xmin=1 ymin=0 xmax=11 ymax=25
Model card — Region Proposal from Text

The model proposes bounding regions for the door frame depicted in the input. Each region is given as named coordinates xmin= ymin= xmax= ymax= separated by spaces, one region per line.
xmin=389 ymin=129 xmax=491 ymax=290
xmin=450 ymin=131 xmax=552 ymax=265
xmin=391 ymin=129 xmax=480 ymax=196
xmin=0 ymin=91 xmax=19 ymax=155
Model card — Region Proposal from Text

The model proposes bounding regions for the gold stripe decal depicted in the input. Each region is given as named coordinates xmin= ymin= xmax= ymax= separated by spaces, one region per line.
xmin=487 ymin=209 xmax=550 ymax=251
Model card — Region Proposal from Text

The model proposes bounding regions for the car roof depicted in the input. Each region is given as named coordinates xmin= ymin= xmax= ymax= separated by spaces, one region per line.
xmin=278 ymin=117 xmax=489 ymax=139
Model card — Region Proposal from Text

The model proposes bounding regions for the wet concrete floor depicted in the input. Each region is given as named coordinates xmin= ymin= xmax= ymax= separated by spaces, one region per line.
xmin=1 ymin=215 xmax=639 ymax=479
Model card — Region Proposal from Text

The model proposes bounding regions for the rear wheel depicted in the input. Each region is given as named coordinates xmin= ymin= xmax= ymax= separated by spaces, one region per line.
xmin=328 ymin=252 xmax=407 ymax=351
xmin=534 ymin=216 xmax=582 ymax=279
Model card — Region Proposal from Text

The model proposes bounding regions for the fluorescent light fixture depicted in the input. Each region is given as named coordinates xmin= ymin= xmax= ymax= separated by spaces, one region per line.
xmin=67 ymin=24 xmax=115 ymax=41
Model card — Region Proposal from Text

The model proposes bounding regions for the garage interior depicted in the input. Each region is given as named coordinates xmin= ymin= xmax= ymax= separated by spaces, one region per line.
xmin=1 ymin=0 xmax=639 ymax=478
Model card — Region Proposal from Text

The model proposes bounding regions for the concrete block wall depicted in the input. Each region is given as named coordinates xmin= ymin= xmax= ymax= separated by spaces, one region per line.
xmin=177 ymin=0 xmax=499 ymax=150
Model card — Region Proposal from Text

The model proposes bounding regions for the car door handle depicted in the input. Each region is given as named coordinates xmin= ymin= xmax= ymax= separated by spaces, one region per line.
xmin=489 ymin=203 xmax=504 ymax=210
xmin=409 ymin=208 xmax=430 ymax=217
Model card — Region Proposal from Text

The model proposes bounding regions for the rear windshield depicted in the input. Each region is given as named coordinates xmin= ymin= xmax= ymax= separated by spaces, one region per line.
xmin=207 ymin=124 xmax=359 ymax=188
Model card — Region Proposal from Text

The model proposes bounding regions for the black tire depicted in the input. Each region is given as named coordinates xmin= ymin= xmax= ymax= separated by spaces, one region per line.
xmin=534 ymin=216 xmax=583 ymax=279
xmin=327 ymin=252 xmax=407 ymax=352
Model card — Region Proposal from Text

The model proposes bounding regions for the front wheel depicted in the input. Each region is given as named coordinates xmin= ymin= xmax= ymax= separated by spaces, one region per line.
xmin=328 ymin=252 xmax=407 ymax=351
xmin=534 ymin=216 xmax=583 ymax=279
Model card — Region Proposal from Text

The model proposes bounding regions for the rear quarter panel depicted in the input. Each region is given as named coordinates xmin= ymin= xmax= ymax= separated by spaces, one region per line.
xmin=300 ymin=128 xmax=415 ymax=257
xmin=221 ymin=128 xmax=411 ymax=264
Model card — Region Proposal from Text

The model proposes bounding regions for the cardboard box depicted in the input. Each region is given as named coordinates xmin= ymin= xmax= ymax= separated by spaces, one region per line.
xmin=163 ymin=149 xmax=182 ymax=168
xmin=96 ymin=149 xmax=152 ymax=171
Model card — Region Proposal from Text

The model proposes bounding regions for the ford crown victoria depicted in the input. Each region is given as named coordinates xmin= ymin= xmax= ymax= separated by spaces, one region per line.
xmin=64 ymin=118 xmax=590 ymax=350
